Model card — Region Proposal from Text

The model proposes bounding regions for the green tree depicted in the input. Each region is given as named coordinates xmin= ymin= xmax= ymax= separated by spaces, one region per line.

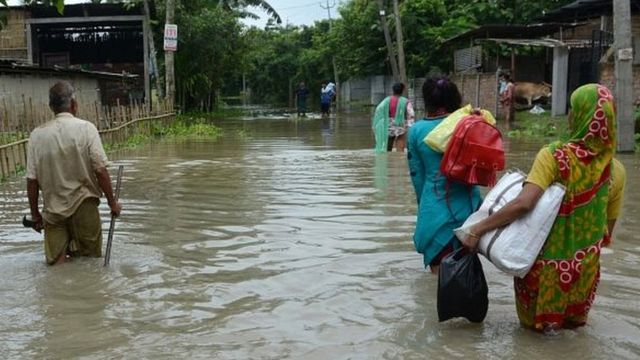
xmin=332 ymin=0 xmax=386 ymax=79
xmin=217 ymin=0 xmax=281 ymax=24
xmin=175 ymin=6 xmax=245 ymax=110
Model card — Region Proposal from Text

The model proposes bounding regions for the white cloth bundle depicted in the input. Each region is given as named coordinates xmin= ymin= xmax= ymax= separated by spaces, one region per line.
xmin=454 ymin=170 xmax=566 ymax=278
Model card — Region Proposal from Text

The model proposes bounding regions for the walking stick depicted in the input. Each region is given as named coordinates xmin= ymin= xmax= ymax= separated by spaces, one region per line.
xmin=104 ymin=165 xmax=124 ymax=267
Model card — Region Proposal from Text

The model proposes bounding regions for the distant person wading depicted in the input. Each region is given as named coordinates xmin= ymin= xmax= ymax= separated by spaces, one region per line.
xmin=372 ymin=83 xmax=415 ymax=152
xmin=295 ymin=81 xmax=310 ymax=117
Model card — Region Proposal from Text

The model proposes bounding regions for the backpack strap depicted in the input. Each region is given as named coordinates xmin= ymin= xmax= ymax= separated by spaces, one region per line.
xmin=443 ymin=179 xmax=475 ymax=224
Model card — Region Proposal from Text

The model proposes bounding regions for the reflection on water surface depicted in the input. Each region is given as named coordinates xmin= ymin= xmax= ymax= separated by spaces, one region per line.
xmin=1 ymin=112 xmax=638 ymax=359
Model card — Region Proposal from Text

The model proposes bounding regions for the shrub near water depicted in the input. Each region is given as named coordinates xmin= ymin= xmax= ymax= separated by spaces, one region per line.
xmin=156 ymin=115 xmax=223 ymax=139
xmin=510 ymin=111 xmax=640 ymax=152
xmin=507 ymin=112 xmax=569 ymax=140
xmin=103 ymin=115 xmax=223 ymax=153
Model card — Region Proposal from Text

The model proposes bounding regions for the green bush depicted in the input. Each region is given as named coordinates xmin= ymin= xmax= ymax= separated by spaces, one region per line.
xmin=104 ymin=114 xmax=223 ymax=153
xmin=507 ymin=111 xmax=569 ymax=140
xmin=156 ymin=115 xmax=223 ymax=139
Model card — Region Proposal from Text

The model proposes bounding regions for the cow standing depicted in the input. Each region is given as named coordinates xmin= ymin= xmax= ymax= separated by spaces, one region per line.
xmin=514 ymin=82 xmax=552 ymax=106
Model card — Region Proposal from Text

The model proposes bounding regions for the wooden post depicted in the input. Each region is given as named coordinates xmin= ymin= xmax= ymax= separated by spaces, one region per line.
xmin=511 ymin=48 xmax=516 ymax=81
xmin=495 ymin=69 xmax=500 ymax=117
xmin=320 ymin=0 xmax=341 ymax=108
xmin=552 ymin=46 xmax=569 ymax=116
xmin=289 ymin=78 xmax=294 ymax=109
xmin=165 ymin=0 xmax=176 ymax=109
xmin=21 ymin=141 xmax=27 ymax=167
xmin=143 ymin=15 xmax=151 ymax=111
xmin=26 ymin=23 xmax=33 ymax=65
xmin=392 ymin=0 xmax=407 ymax=86
xmin=614 ymin=0 xmax=635 ymax=152
xmin=28 ymin=98 xmax=34 ymax=133
xmin=376 ymin=0 xmax=400 ymax=81
xmin=1 ymin=148 xmax=6 ymax=179
xmin=475 ymin=74 xmax=481 ymax=108
xmin=144 ymin=0 xmax=164 ymax=101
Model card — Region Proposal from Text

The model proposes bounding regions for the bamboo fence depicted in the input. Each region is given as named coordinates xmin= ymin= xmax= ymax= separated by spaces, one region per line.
xmin=0 ymin=98 xmax=175 ymax=180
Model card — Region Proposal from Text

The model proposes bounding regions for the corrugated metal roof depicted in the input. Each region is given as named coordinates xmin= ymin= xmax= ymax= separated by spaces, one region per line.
xmin=540 ymin=0 xmax=640 ymax=22
xmin=0 ymin=60 xmax=138 ymax=81
xmin=1 ymin=3 xmax=144 ymax=18
xmin=476 ymin=38 xmax=593 ymax=48
xmin=444 ymin=23 xmax=582 ymax=44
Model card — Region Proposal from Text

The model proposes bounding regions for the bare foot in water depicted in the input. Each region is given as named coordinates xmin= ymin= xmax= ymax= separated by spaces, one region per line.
xmin=543 ymin=323 xmax=562 ymax=337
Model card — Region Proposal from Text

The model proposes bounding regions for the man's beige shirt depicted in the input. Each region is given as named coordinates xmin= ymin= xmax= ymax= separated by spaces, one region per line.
xmin=27 ymin=112 xmax=108 ymax=224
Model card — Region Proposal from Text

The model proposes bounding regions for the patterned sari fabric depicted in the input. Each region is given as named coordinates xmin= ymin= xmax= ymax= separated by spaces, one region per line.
xmin=515 ymin=84 xmax=616 ymax=331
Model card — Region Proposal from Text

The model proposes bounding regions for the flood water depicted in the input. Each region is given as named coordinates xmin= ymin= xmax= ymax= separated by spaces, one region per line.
xmin=1 ymin=110 xmax=639 ymax=359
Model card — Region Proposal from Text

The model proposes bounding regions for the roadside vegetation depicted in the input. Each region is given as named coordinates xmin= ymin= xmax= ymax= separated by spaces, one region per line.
xmin=3 ymin=0 xmax=574 ymax=110
xmin=511 ymin=109 xmax=640 ymax=153
xmin=508 ymin=111 xmax=569 ymax=141
xmin=102 ymin=113 xmax=228 ymax=153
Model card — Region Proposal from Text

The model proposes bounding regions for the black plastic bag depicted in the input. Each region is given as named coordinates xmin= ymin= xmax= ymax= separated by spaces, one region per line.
xmin=437 ymin=248 xmax=488 ymax=323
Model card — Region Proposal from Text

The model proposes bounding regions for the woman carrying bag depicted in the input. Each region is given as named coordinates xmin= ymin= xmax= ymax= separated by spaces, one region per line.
xmin=407 ymin=77 xmax=481 ymax=274
xmin=461 ymin=84 xmax=626 ymax=334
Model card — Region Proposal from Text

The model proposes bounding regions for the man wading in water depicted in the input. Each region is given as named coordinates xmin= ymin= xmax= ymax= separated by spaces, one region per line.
xmin=26 ymin=81 xmax=123 ymax=265
xmin=295 ymin=81 xmax=310 ymax=117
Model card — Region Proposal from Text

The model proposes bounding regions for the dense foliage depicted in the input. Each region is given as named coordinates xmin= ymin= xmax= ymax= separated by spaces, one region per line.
xmin=240 ymin=0 xmax=574 ymax=105
xmin=2 ymin=0 xmax=575 ymax=108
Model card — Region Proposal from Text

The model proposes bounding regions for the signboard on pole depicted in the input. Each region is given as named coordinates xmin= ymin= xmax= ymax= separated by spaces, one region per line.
xmin=164 ymin=24 xmax=178 ymax=52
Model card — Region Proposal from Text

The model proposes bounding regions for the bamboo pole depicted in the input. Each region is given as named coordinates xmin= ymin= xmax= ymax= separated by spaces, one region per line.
xmin=1 ymin=148 xmax=7 ymax=179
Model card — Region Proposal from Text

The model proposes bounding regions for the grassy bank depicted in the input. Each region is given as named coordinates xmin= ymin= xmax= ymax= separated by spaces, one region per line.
xmin=509 ymin=110 xmax=640 ymax=152
xmin=507 ymin=111 xmax=569 ymax=141
xmin=103 ymin=113 xmax=226 ymax=153
xmin=1 ymin=110 xmax=242 ymax=183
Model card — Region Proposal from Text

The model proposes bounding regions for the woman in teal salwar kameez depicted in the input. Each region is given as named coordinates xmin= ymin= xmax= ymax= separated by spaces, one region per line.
xmin=407 ymin=77 xmax=481 ymax=273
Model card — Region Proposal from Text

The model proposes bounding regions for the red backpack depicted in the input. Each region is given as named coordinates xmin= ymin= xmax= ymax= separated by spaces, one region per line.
xmin=440 ymin=114 xmax=505 ymax=187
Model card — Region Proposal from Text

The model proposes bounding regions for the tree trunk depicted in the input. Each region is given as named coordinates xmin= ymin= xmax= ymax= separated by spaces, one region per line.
xmin=165 ymin=0 xmax=176 ymax=109
xmin=392 ymin=0 xmax=407 ymax=87
xmin=144 ymin=0 xmax=164 ymax=100
xmin=376 ymin=0 xmax=399 ymax=81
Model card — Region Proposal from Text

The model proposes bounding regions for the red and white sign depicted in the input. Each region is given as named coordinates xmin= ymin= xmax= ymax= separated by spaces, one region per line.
xmin=164 ymin=24 xmax=178 ymax=52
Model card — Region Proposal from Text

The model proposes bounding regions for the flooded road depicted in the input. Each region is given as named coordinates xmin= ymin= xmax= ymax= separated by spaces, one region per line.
xmin=1 ymin=111 xmax=639 ymax=359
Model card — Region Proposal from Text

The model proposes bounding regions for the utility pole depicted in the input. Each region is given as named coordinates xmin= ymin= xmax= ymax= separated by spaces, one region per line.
xmin=242 ymin=73 xmax=247 ymax=106
xmin=165 ymin=0 xmax=176 ymax=109
xmin=613 ymin=0 xmax=634 ymax=152
xmin=392 ymin=0 xmax=407 ymax=87
xmin=143 ymin=0 xmax=163 ymax=101
xmin=320 ymin=0 xmax=340 ymax=109
xmin=376 ymin=0 xmax=399 ymax=81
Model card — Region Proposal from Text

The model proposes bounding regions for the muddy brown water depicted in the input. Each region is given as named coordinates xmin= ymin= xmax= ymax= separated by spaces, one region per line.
xmin=1 ymin=111 xmax=639 ymax=359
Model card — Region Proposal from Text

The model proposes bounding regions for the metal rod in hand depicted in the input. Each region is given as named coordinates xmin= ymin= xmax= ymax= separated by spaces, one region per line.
xmin=104 ymin=165 xmax=124 ymax=267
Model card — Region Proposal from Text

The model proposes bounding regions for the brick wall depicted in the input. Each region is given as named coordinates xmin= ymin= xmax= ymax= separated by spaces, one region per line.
xmin=599 ymin=63 xmax=640 ymax=102
xmin=450 ymin=73 xmax=500 ymax=116
xmin=342 ymin=74 xmax=499 ymax=115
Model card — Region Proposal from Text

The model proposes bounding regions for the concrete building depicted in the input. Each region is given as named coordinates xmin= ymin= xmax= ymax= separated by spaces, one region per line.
xmin=0 ymin=3 xmax=150 ymax=106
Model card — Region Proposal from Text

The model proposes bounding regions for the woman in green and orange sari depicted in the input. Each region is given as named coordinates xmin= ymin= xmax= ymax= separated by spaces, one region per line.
xmin=462 ymin=84 xmax=626 ymax=333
